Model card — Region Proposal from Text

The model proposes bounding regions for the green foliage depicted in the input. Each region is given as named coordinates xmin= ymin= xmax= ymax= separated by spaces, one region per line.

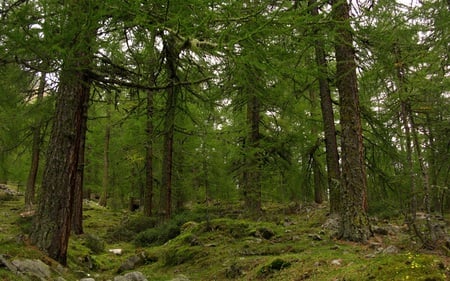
xmin=83 ymin=233 xmax=105 ymax=254
xmin=105 ymin=215 xmax=158 ymax=243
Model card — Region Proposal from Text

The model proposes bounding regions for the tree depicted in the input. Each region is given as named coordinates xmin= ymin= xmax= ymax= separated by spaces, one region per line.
xmin=24 ymin=72 xmax=46 ymax=210
xmin=30 ymin=0 xmax=97 ymax=264
xmin=308 ymin=0 xmax=341 ymax=212
xmin=331 ymin=0 xmax=371 ymax=242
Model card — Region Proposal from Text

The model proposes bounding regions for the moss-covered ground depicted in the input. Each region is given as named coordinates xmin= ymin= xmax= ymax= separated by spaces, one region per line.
xmin=1 ymin=190 xmax=449 ymax=281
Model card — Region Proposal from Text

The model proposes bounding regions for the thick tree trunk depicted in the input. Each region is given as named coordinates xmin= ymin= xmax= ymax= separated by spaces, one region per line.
xmin=25 ymin=72 xmax=46 ymax=210
xmin=309 ymin=0 xmax=341 ymax=213
xmin=332 ymin=0 xmax=371 ymax=242
xmin=30 ymin=68 xmax=91 ymax=265
xmin=72 ymin=92 xmax=88 ymax=234
xmin=30 ymin=0 xmax=94 ymax=265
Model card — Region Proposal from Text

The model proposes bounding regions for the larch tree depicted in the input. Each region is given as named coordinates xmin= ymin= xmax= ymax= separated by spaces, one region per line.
xmin=308 ymin=0 xmax=341 ymax=213
xmin=30 ymin=0 xmax=98 ymax=264
xmin=331 ymin=0 xmax=371 ymax=242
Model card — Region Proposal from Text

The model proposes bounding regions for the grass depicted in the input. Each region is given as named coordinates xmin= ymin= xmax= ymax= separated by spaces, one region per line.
xmin=0 ymin=191 xmax=449 ymax=281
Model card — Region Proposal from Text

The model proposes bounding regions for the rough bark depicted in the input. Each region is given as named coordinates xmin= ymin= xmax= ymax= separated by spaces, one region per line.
xmin=309 ymin=0 xmax=341 ymax=213
xmin=160 ymin=35 xmax=179 ymax=220
xmin=30 ymin=0 xmax=94 ymax=265
xmin=243 ymin=93 xmax=262 ymax=214
xmin=98 ymin=97 xmax=111 ymax=207
xmin=332 ymin=0 xmax=371 ymax=242
xmin=30 ymin=67 xmax=91 ymax=265
xmin=144 ymin=88 xmax=154 ymax=217
xmin=72 ymin=92 xmax=88 ymax=234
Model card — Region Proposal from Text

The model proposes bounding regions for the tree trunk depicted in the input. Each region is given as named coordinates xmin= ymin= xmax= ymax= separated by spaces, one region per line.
xmin=98 ymin=97 xmax=111 ymax=207
xmin=160 ymin=35 xmax=179 ymax=220
xmin=243 ymin=93 xmax=262 ymax=214
xmin=144 ymin=88 xmax=154 ymax=217
xmin=72 ymin=91 xmax=89 ymax=234
xmin=309 ymin=87 xmax=325 ymax=205
xmin=25 ymin=72 xmax=46 ymax=210
xmin=309 ymin=0 xmax=341 ymax=213
xmin=332 ymin=0 xmax=371 ymax=242
xmin=30 ymin=0 xmax=94 ymax=265
xmin=30 ymin=68 xmax=91 ymax=265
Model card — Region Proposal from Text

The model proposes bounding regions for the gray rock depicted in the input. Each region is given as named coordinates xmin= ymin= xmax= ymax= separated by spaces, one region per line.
xmin=11 ymin=258 xmax=52 ymax=280
xmin=80 ymin=278 xmax=96 ymax=281
xmin=114 ymin=271 xmax=148 ymax=281
xmin=117 ymin=252 xmax=146 ymax=273
xmin=382 ymin=245 xmax=400 ymax=254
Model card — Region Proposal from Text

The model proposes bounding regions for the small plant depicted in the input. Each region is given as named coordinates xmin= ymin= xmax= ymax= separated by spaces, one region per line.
xmin=84 ymin=233 xmax=105 ymax=254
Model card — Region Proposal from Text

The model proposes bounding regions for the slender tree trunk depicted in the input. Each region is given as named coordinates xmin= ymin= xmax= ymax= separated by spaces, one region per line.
xmin=332 ymin=0 xmax=371 ymax=242
xmin=25 ymin=72 xmax=46 ymax=210
xmin=99 ymin=97 xmax=111 ymax=207
xmin=160 ymin=35 xmax=179 ymax=220
xmin=309 ymin=88 xmax=325 ymax=204
xmin=144 ymin=88 xmax=154 ymax=216
xmin=309 ymin=0 xmax=341 ymax=213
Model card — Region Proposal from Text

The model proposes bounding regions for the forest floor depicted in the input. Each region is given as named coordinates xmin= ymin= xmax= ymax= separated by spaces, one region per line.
xmin=1 ymin=187 xmax=450 ymax=280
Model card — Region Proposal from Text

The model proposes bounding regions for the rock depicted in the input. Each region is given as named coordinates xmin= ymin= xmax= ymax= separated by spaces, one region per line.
xmin=11 ymin=258 xmax=52 ymax=280
xmin=109 ymin=249 xmax=123 ymax=255
xmin=382 ymin=245 xmax=399 ymax=254
xmin=308 ymin=234 xmax=323 ymax=241
xmin=372 ymin=226 xmax=389 ymax=235
xmin=322 ymin=215 xmax=340 ymax=233
xmin=114 ymin=271 xmax=148 ymax=281
xmin=330 ymin=259 xmax=342 ymax=266
xmin=80 ymin=278 xmax=95 ymax=281
xmin=117 ymin=252 xmax=147 ymax=273
xmin=0 ymin=254 xmax=17 ymax=273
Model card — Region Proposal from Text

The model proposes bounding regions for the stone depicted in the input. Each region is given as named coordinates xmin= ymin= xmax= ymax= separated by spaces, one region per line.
xmin=11 ymin=258 xmax=52 ymax=280
xmin=117 ymin=252 xmax=147 ymax=273
xmin=330 ymin=259 xmax=342 ymax=266
xmin=80 ymin=278 xmax=95 ymax=281
xmin=382 ymin=245 xmax=399 ymax=254
xmin=109 ymin=249 xmax=123 ymax=255
xmin=114 ymin=271 xmax=148 ymax=281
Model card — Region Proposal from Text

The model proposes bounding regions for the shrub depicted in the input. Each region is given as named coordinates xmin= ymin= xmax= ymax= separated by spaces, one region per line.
xmin=84 ymin=233 xmax=105 ymax=254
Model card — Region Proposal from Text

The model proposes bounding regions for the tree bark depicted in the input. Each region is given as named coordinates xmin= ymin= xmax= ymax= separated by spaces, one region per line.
xmin=30 ymin=67 xmax=91 ymax=265
xmin=30 ymin=0 xmax=95 ymax=265
xmin=309 ymin=0 xmax=341 ymax=213
xmin=331 ymin=0 xmax=371 ymax=242
xmin=160 ymin=35 xmax=179 ymax=220
xmin=144 ymin=88 xmax=154 ymax=217
xmin=72 ymin=91 xmax=89 ymax=234
xmin=98 ymin=96 xmax=111 ymax=207
xmin=243 ymin=93 xmax=262 ymax=214
xmin=25 ymin=72 xmax=46 ymax=210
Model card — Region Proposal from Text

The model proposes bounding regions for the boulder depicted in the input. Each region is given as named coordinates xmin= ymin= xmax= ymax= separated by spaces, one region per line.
xmin=11 ymin=258 xmax=52 ymax=280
